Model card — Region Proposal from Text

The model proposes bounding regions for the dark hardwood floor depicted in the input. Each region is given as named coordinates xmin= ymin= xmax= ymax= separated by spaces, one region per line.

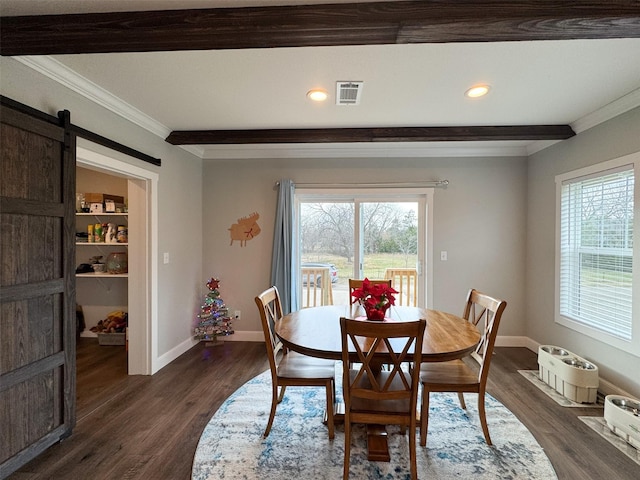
xmin=8 ymin=341 xmax=639 ymax=479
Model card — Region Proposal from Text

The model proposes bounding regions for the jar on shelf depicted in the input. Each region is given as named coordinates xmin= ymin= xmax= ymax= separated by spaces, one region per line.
xmin=116 ymin=226 xmax=128 ymax=243
xmin=106 ymin=252 xmax=128 ymax=274
xmin=76 ymin=193 xmax=85 ymax=213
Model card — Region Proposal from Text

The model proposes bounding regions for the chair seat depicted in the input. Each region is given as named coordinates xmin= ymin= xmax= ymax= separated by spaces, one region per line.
xmin=256 ymin=286 xmax=336 ymax=439
xmin=349 ymin=369 xmax=411 ymax=415
xmin=419 ymin=359 xmax=478 ymax=387
xmin=340 ymin=317 xmax=425 ymax=480
xmin=277 ymin=351 xmax=336 ymax=379
xmin=420 ymin=289 xmax=506 ymax=448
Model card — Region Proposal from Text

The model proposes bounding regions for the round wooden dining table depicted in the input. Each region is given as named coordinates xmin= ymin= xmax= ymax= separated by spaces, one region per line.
xmin=275 ymin=304 xmax=481 ymax=462
xmin=276 ymin=304 xmax=480 ymax=363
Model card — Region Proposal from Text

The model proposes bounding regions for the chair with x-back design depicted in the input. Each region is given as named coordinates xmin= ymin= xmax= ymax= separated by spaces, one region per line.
xmin=340 ymin=317 xmax=426 ymax=479
xmin=255 ymin=286 xmax=336 ymax=439
xmin=419 ymin=288 xmax=507 ymax=446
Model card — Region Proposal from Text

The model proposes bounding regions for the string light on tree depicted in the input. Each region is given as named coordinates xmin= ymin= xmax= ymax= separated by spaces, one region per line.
xmin=194 ymin=277 xmax=234 ymax=342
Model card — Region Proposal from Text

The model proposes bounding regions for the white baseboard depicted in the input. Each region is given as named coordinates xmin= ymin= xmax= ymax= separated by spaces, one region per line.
xmin=495 ymin=336 xmax=537 ymax=349
xmin=597 ymin=377 xmax=637 ymax=398
xmin=195 ymin=332 xmax=637 ymax=397
xmin=223 ymin=334 xmax=543 ymax=350
xmin=222 ymin=330 xmax=264 ymax=342
xmin=226 ymin=333 xmax=543 ymax=348
xmin=500 ymin=337 xmax=636 ymax=398
xmin=154 ymin=336 xmax=198 ymax=373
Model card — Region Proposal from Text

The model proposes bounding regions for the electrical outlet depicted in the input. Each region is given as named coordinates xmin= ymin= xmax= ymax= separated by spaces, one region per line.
xmin=163 ymin=252 xmax=170 ymax=264
xmin=234 ymin=310 xmax=241 ymax=320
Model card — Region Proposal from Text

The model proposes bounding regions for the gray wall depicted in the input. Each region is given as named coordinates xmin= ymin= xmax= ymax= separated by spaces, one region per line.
xmin=4 ymin=54 xmax=638 ymax=397
xmin=202 ymin=155 xmax=528 ymax=340
xmin=527 ymin=106 xmax=640 ymax=398
xmin=1 ymin=57 xmax=204 ymax=369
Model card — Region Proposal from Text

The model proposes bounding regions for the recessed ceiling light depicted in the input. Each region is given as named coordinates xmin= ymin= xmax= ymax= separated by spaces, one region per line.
xmin=465 ymin=84 xmax=491 ymax=98
xmin=307 ymin=89 xmax=328 ymax=102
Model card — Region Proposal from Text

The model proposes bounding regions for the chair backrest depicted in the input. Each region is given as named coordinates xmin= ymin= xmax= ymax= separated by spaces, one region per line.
xmin=255 ymin=286 xmax=285 ymax=374
xmin=384 ymin=268 xmax=418 ymax=306
xmin=461 ymin=289 xmax=507 ymax=384
xmin=301 ymin=267 xmax=333 ymax=307
xmin=348 ymin=278 xmax=392 ymax=304
xmin=340 ymin=317 xmax=426 ymax=408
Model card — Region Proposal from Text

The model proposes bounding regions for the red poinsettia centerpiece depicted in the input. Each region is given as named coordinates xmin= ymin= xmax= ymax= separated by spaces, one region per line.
xmin=351 ymin=278 xmax=398 ymax=321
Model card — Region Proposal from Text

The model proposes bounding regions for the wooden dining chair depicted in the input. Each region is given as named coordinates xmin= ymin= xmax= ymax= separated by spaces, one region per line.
xmin=340 ymin=317 xmax=426 ymax=480
xmin=348 ymin=278 xmax=392 ymax=303
xmin=384 ymin=268 xmax=418 ymax=306
xmin=255 ymin=286 xmax=336 ymax=439
xmin=419 ymin=289 xmax=507 ymax=446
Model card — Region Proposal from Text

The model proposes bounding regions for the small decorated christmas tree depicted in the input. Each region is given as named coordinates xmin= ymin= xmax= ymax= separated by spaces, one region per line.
xmin=194 ymin=277 xmax=234 ymax=341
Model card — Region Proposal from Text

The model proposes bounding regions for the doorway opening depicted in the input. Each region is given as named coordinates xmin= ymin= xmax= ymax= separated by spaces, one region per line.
xmin=295 ymin=188 xmax=433 ymax=308
xmin=76 ymin=144 xmax=158 ymax=375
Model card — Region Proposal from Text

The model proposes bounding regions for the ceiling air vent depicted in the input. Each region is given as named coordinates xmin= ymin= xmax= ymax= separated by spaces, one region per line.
xmin=336 ymin=81 xmax=363 ymax=106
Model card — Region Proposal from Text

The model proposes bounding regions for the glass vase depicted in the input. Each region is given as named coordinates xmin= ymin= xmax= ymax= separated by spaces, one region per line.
xmin=106 ymin=251 xmax=128 ymax=274
xmin=363 ymin=303 xmax=389 ymax=321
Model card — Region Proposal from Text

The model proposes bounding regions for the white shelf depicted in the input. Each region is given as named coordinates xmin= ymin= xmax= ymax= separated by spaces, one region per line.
xmin=77 ymin=273 xmax=128 ymax=278
xmin=76 ymin=212 xmax=127 ymax=216
xmin=76 ymin=242 xmax=128 ymax=246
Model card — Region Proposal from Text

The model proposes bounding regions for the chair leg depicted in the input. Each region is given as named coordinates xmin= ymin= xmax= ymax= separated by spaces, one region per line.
xmin=343 ymin=417 xmax=351 ymax=480
xmin=409 ymin=420 xmax=418 ymax=480
xmin=478 ymin=393 xmax=492 ymax=446
xmin=420 ymin=388 xmax=430 ymax=446
xmin=325 ymin=379 xmax=335 ymax=439
xmin=264 ymin=381 xmax=280 ymax=438
xmin=457 ymin=392 xmax=466 ymax=409
xmin=277 ymin=385 xmax=286 ymax=403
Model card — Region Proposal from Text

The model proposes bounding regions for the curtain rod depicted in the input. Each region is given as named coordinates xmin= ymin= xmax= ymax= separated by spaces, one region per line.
xmin=276 ymin=180 xmax=449 ymax=189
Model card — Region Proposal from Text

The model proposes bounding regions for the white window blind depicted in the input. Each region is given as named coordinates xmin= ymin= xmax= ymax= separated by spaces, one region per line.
xmin=559 ymin=166 xmax=634 ymax=339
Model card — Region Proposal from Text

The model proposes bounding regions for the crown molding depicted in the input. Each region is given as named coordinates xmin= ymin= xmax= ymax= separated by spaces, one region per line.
xmin=526 ymin=88 xmax=640 ymax=156
xmin=14 ymin=56 xmax=171 ymax=139
xmin=197 ymin=142 xmax=530 ymax=159
xmin=571 ymin=87 xmax=640 ymax=134
xmin=177 ymin=145 xmax=207 ymax=158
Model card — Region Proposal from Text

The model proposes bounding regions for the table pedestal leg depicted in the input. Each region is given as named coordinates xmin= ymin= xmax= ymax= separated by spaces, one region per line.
xmin=366 ymin=425 xmax=390 ymax=461
xmin=324 ymin=405 xmax=391 ymax=462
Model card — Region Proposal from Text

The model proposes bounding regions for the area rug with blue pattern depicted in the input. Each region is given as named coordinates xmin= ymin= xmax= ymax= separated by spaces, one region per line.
xmin=192 ymin=369 xmax=557 ymax=479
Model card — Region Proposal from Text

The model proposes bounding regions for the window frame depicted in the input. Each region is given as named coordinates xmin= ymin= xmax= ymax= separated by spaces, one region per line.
xmin=294 ymin=187 xmax=434 ymax=308
xmin=555 ymin=151 xmax=640 ymax=357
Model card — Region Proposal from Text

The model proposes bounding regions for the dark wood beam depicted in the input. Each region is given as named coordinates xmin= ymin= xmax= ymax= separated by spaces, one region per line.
xmin=2 ymin=1 xmax=639 ymax=56
xmin=165 ymin=125 xmax=575 ymax=145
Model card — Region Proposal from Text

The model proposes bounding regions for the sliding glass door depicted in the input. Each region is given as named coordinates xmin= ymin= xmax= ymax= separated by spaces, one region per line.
xmin=295 ymin=188 xmax=433 ymax=307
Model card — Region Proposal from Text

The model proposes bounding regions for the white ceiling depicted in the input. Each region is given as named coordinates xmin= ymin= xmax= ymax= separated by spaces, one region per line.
xmin=3 ymin=1 xmax=640 ymax=159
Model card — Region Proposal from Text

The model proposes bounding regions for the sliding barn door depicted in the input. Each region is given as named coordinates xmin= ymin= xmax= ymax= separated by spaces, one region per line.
xmin=0 ymin=103 xmax=76 ymax=478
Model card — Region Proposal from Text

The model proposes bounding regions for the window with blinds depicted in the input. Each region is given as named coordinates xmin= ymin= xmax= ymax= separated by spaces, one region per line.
xmin=558 ymin=165 xmax=634 ymax=340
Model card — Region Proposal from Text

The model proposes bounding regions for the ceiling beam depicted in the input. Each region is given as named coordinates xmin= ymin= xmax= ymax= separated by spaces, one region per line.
xmin=165 ymin=125 xmax=576 ymax=145
xmin=2 ymin=1 xmax=639 ymax=56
